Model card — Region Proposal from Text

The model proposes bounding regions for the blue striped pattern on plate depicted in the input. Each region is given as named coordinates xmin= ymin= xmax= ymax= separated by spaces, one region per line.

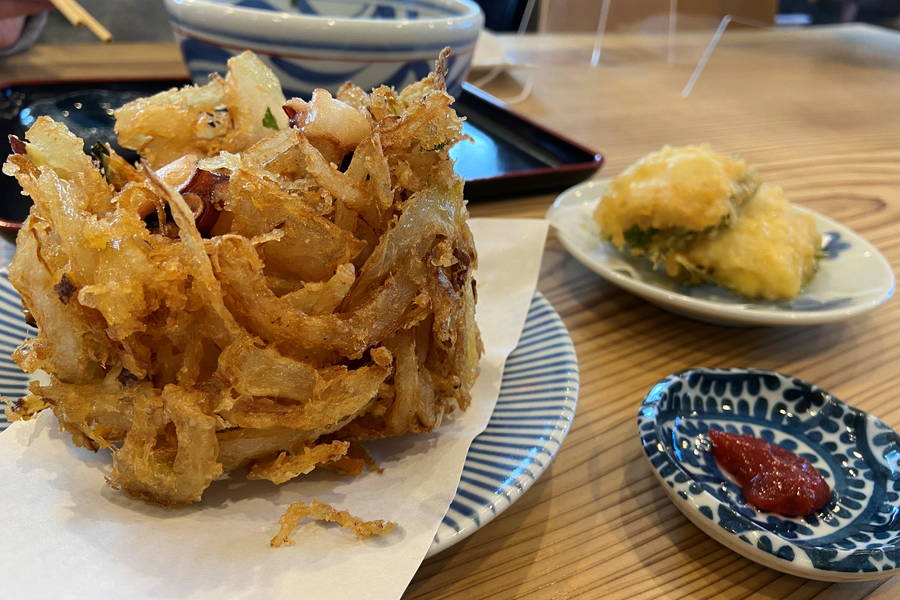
xmin=428 ymin=292 xmax=579 ymax=556
xmin=0 ymin=275 xmax=578 ymax=556
xmin=0 ymin=271 xmax=34 ymax=427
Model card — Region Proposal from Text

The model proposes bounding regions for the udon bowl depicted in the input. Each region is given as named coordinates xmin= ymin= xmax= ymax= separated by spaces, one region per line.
xmin=164 ymin=0 xmax=484 ymax=98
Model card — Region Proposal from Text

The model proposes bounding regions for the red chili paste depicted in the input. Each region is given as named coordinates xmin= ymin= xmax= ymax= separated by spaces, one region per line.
xmin=708 ymin=429 xmax=830 ymax=517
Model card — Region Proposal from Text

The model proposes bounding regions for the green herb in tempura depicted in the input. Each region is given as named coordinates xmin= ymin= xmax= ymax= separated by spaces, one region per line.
xmin=262 ymin=107 xmax=279 ymax=130
xmin=421 ymin=140 xmax=449 ymax=152
xmin=623 ymin=225 xmax=658 ymax=249
xmin=89 ymin=142 xmax=111 ymax=182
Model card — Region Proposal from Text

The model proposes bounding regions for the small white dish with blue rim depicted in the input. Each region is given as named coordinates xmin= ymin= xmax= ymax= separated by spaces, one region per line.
xmin=546 ymin=179 xmax=895 ymax=326
xmin=638 ymin=368 xmax=900 ymax=581
xmin=0 ymin=271 xmax=578 ymax=557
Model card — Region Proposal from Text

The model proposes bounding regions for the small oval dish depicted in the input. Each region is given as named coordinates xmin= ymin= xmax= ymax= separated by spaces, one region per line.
xmin=546 ymin=180 xmax=895 ymax=326
xmin=638 ymin=368 xmax=900 ymax=581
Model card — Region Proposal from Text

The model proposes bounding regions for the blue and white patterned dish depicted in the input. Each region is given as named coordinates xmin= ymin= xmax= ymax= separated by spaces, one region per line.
xmin=638 ymin=368 xmax=900 ymax=581
xmin=0 ymin=273 xmax=578 ymax=557
xmin=164 ymin=0 xmax=483 ymax=99
xmin=429 ymin=292 xmax=579 ymax=555
xmin=547 ymin=179 xmax=895 ymax=326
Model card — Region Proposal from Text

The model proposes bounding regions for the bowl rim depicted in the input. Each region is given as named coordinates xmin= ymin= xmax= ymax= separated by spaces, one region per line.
xmin=165 ymin=0 xmax=484 ymax=38
xmin=166 ymin=0 xmax=483 ymax=52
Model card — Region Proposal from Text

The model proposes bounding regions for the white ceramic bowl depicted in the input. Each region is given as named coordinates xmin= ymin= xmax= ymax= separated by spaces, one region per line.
xmin=164 ymin=0 xmax=484 ymax=98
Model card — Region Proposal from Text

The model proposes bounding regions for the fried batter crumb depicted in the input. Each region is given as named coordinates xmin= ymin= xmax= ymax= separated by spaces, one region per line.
xmin=370 ymin=346 xmax=393 ymax=369
xmin=327 ymin=442 xmax=383 ymax=476
xmin=247 ymin=441 xmax=350 ymax=484
xmin=270 ymin=499 xmax=397 ymax=547
xmin=4 ymin=394 xmax=48 ymax=421
xmin=326 ymin=456 xmax=365 ymax=476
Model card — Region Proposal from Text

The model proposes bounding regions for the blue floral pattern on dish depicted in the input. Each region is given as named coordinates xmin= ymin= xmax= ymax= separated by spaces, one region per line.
xmin=638 ymin=368 xmax=900 ymax=579
xmin=821 ymin=231 xmax=851 ymax=260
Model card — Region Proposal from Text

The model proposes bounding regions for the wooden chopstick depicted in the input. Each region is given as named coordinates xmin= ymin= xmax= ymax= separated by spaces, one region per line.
xmin=49 ymin=0 xmax=113 ymax=43
xmin=49 ymin=0 xmax=82 ymax=26
xmin=68 ymin=1 xmax=113 ymax=43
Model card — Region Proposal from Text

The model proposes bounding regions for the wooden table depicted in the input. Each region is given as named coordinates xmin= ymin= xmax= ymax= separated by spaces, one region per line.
xmin=3 ymin=23 xmax=900 ymax=600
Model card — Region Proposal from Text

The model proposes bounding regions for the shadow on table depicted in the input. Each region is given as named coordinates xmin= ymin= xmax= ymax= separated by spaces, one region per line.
xmin=403 ymin=462 xmax=558 ymax=599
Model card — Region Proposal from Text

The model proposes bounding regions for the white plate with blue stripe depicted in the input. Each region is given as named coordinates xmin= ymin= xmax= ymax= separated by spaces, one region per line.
xmin=0 ymin=272 xmax=579 ymax=557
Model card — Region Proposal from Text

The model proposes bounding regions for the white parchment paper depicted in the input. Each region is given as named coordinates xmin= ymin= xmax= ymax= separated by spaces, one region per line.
xmin=0 ymin=217 xmax=549 ymax=600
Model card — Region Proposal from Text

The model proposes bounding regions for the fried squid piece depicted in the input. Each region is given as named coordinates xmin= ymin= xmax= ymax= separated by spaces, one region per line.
xmin=270 ymin=499 xmax=396 ymax=547
xmin=115 ymin=51 xmax=288 ymax=168
xmin=146 ymin=166 xmax=245 ymax=346
xmin=247 ymin=440 xmax=350 ymax=484
xmin=284 ymin=89 xmax=371 ymax=165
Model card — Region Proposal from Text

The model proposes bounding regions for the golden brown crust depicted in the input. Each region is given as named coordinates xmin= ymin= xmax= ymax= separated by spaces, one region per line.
xmin=270 ymin=500 xmax=397 ymax=547
xmin=3 ymin=49 xmax=481 ymax=512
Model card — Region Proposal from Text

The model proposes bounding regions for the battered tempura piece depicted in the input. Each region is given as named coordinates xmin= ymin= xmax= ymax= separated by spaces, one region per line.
xmin=593 ymin=145 xmax=820 ymax=300
xmin=594 ymin=145 xmax=760 ymax=261
xmin=666 ymin=184 xmax=820 ymax=300
xmin=114 ymin=52 xmax=289 ymax=168
xmin=271 ymin=500 xmax=397 ymax=547
xmin=2 ymin=49 xmax=481 ymax=509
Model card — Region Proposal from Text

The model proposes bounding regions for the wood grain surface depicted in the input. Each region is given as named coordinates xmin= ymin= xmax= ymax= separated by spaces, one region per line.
xmin=2 ymin=24 xmax=899 ymax=600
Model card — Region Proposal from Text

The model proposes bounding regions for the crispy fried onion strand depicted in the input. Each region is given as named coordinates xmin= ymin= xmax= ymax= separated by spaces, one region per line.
xmin=270 ymin=500 xmax=397 ymax=547
xmin=248 ymin=441 xmax=350 ymax=484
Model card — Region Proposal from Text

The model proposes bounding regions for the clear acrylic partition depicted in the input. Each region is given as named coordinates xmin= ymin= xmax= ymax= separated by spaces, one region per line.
xmin=468 ymin=0 xmax=774 ymax=104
